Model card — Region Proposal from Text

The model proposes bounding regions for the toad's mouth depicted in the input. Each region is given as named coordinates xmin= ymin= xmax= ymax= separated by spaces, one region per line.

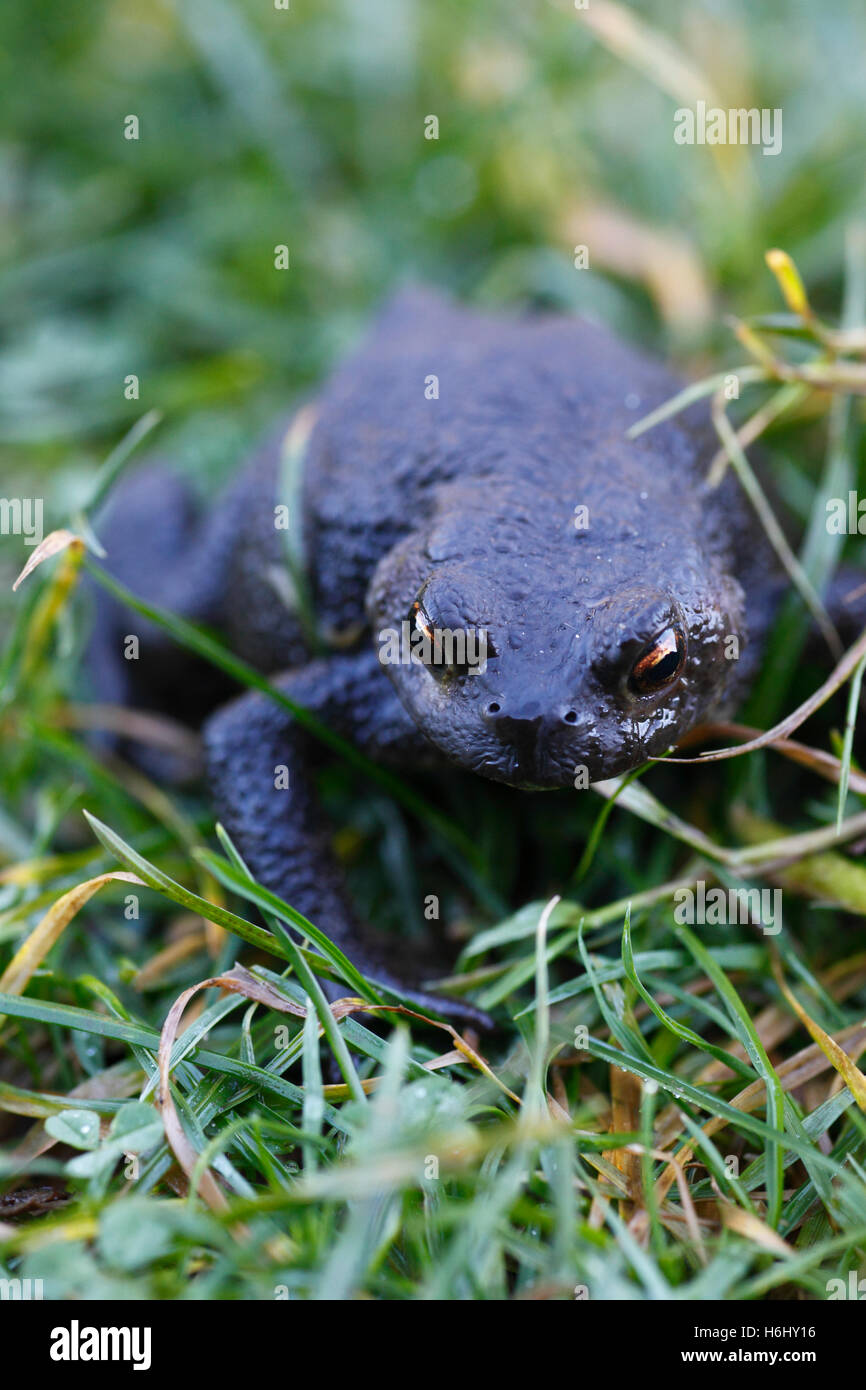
xmin=466 ymin=746 xmax=595 ymax=792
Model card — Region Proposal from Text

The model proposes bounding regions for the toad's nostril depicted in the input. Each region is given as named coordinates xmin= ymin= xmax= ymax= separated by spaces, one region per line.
xmin=485 ymin=701 xmax=501 ymax=716
xmin=563 ymin=709 xmax=578 ymax=724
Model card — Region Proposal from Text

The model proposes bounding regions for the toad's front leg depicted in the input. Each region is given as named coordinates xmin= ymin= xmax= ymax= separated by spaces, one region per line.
xmin=203 ymin=647 xmax=492 ymax=1031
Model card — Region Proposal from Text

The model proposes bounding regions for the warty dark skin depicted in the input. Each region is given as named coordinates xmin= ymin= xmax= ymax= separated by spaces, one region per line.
xmin=90 ymin=288 xmax=860 ymax=1027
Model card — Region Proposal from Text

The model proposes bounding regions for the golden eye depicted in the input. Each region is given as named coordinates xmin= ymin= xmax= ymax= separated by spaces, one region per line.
xmin=629 ymin=626 xmax=686 ymax=696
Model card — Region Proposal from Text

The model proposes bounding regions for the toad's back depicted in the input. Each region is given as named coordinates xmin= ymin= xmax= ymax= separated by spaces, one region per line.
xmin=299 ymin=288 xmax=778 ymax=660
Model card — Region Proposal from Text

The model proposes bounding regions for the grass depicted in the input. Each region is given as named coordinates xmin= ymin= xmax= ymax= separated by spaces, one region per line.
xmin=3 ymin=0 xmax=866 ymax=1302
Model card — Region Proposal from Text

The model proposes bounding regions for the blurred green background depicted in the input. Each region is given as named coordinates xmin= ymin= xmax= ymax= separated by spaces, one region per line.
xmin=1 ymin=0 xmax=865 ymax=539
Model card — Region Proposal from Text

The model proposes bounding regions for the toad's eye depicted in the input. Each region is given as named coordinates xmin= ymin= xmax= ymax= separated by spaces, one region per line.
xmin=411 ymin=600 xmax=434 ymax=642
xmin=408 ymin=598 xmax=496 ymax=677
xmin=629 ymin=626 xmax=686 ymax=696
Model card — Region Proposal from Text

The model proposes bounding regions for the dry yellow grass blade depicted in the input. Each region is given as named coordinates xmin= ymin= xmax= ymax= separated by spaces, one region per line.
xmin=0 ymin=871 xmax=143 ymax=1012
xmin=627 ymin=1144 xmax=706 ymax=1262
xmin=132 ymin=926 xmax=209 ymax=990
xmin=59 ymin=702 xmax=202 ymax=761
xmin=572 ymin=0 xmax=716 ymax=106
xmin=721 ymin=1203 xmax=795 ymax=1257
xmin=607 ymin=1064 xmax=642 ymax=1215
xmin=0 ymin=852 xmax=97 ymax=888
xmin=771 ymin=955 xmax=866 ymax=1112
xmin=157 ymin=964 xmax=308 ymax=1214
xmin=16 ymin=538 xmax=87 ymax=684
xmin=11 ymin=529 xmax=83 ymax=592
xmin=678 ymin=721 xmax=866 ymax=796
xmin=559 ymin=199 xmax=712 ymax=334
xmin=328 ymin=1000 xmax=522 ymax=1105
